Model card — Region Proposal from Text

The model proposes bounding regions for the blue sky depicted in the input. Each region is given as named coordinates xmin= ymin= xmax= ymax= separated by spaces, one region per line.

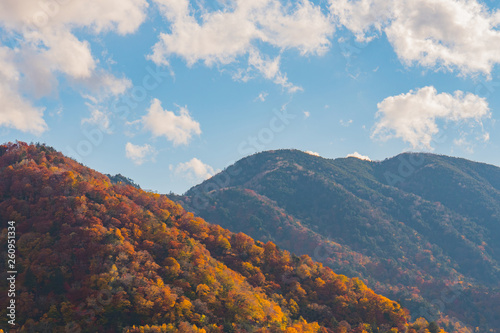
xmin=1 ymin=0 xmax=500 ymax=194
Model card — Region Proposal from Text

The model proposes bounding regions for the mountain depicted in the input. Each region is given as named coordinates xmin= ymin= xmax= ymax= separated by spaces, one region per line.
xmin=175 ymin=149 xmax=500 ymax=333
xmin=0 ymin=142 xmax=445 ymax=332
xmin=107 ymin=173 xmax=141 ymax=189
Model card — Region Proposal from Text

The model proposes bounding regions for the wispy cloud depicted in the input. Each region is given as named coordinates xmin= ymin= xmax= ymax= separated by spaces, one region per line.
xmin=340 ymin=119 xmax=353 ymax=127
xmin=81 ymin=105 xmax=112 ymax=133
xmin=255 ymin=92 xmax=269 ymax=102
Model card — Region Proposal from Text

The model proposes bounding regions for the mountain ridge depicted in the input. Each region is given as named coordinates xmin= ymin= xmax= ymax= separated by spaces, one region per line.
xmin=0 ymin=142 xmax=444 ymax=332
xmin=176 ymin=149 xmax=500 ymax=333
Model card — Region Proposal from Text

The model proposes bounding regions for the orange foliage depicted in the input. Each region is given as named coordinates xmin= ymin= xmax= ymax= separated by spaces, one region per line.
xmin=0 ymin=142 xmax=447 ymax=333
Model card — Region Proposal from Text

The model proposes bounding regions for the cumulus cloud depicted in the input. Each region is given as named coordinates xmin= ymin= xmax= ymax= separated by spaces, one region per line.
xmin=305 ymin=151 xmax=320 ymax=156
xmin=125 ymin=142 xmax=157 ymax=165
xmin=346 ymin=152 xmax=371 ymax=161
xmin=150 ymin=0 xmax=334 ymax=89
xmin=0 ymin=46 xmax=47 ymax=134
xmin=175 ymin=158 xmax=215 ymax=182
xmin=0 ymin=0 xmax=147 ymax=35
xmin=372 ymin=86 xmax=491 ymax=149
xmin=0 ymin=0 xmax=147 ymax=134
xmin=141 ymin=98 xmax=201 ymax=146
xmin=330 ymin=0 xmax=500 ymax=76
xmin=330 ymin=0 xmax=393 ymax=42
xmin=0 ymin=82 xmax=48 ymax=135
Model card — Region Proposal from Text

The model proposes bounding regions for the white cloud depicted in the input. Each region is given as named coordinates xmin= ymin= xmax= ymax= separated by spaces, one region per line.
xmin=0 ymin=0 xmax=147 ymax=35
xmin=303 ymin=111 xmax=310 ymax=119
xmin=125 ymin=142 xmax=156 ymax=165
xmin=451 ymin=125 xmax=491 ymax=153
xmin=346 ymin=152 xmax=371 ymax=161
xmin=77 ymin=71 xmax=132 ymax=98
xmin=150 ymin=0 xmax=334 ymax=88
xmin=247 ymin=49 xmax=302 ymax=93
xmin=81 ymin=105 xmax=112 ymax=133
xmin=340 ymin=119 xmax=353 ymax=127
xmin=453 ymin=136 xmax=475 ymax=154
xmin=141 ymin=98 xmax=201 ymax=146
xmin=0 ymin=0 xmax=147 ymax=134
xmin=0 ymin=81 xmax=48 ymax=135
xmin=372 ymin=86 xmax=490 ymax=149
xmin=255 ymin=91 xmax=269 ymax=102
xmin=330 ymin=0 xmax=392 ymax=42
xmin=175 ymin=158 xmax=215 ymax=182
xmin=482 ymin=133 xmax=490 ymax=142
xmin=330 ymin=0 xmax=500 ymax=76
xmin=305 ymin=151 xmax=320 ymax=156
xmin=259 ymin=0 xmax=334 ymax=55
xmin=0 ymin=46 xmax=47 ymax=135
xmin=49 ymin=107 xmax=63 ymax=118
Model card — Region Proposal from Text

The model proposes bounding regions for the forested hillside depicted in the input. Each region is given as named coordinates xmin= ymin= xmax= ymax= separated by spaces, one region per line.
xmin=176 ymin=149 xmax=500 ymax=333
xmin=0 ymin=142 xmax=443 ymax=332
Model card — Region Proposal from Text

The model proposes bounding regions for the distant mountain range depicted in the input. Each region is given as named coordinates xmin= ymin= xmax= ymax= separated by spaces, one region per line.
xmin=0 ymin=142 xmax=445 ymax=332
xmin=173 ymin=149 xmax=500 ymax=333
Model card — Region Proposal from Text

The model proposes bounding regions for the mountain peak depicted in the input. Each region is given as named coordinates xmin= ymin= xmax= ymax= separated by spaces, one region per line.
xmin=1 ymin=142 xmax=434 ymax=332
xmin=178 ymin=148 xmax=500 ymax=332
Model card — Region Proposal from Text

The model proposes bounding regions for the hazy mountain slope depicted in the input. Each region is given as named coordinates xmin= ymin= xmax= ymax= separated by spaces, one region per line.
xmin=0 ymin=142 xmax=440 ymax=332
xmin=178 ymin=149 xmax=500 ymax=332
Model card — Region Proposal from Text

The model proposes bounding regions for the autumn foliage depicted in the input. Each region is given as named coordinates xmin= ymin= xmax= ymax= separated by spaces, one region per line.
xmin=0 ymin=142 xmax=446 ymax=332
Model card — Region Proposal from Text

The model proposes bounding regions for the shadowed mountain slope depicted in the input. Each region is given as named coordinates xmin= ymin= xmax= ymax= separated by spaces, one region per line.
xmin=0 ymin=142 xmax=444 ymax=332
xmin=176 ymin=149 xmax=500 ymax=333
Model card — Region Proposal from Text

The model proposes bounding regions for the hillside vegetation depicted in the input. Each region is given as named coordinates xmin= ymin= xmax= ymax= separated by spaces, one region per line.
xmin=176 ymin=149 xmax=500 ymax=333
xmin=0 ymin=142 xmax=445 ymax=332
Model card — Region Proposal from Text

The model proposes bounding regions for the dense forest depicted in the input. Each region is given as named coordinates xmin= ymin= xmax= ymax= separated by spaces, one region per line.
xmin=0 ymin=142 xmax=446 ymax=332
xmin=176 ymin=149 xmax=500 ymax=333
